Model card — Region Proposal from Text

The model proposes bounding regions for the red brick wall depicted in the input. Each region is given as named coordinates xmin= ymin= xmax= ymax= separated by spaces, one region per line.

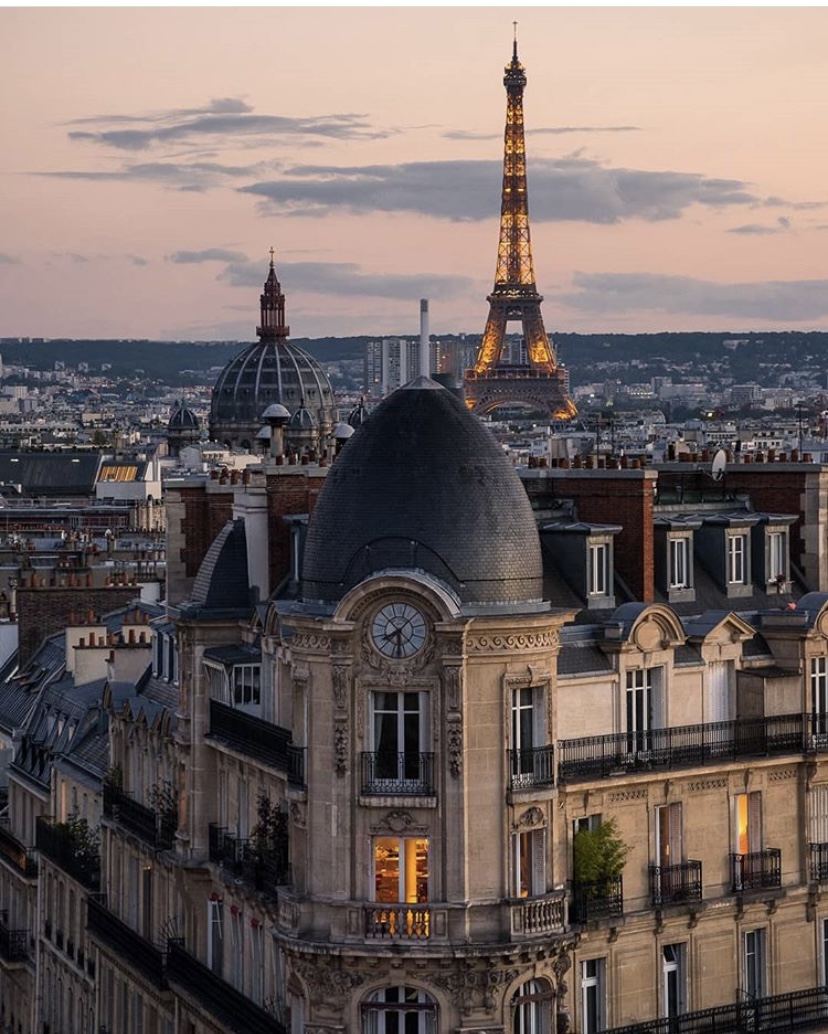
xmin=179 ymin=487 xmax=233 ymax=578
xmin=266 ymin=471 xmax=327 ymax=593
xmin=17 ymin=585 xmax=139 ymax=667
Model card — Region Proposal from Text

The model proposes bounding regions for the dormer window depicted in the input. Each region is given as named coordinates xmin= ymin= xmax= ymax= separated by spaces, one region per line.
xmin=588 ymin=543 xmax=609 ymax=597
xmin=727 ymin=533 xmax=747 ymax=586
xmin=669 ymin=538 xmax=689 ymax=590
xmin=768 ymin=532 xmax=786 ymax=584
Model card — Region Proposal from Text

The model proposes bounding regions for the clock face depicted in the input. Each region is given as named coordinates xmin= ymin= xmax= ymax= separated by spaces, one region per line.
xmin=371 ymin=603 xmax=427 ymax=659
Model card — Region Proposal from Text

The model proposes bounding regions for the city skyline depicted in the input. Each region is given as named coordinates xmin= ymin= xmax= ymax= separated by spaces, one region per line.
xmin=3 ymin=6 xmax=828 ymax=341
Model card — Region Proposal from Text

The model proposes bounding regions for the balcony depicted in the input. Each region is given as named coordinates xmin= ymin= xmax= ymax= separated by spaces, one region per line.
xmin=0 ymin=912 xmax=29 ymax=964
xmin=103 ymin=784 xmax=175 ymax=851
xmin=731 ymin=848 xmax=782 ymax=892
xmin=364 ymin=904 xmax=431 ymax=940
xmin=649 ymin=860 xmax=703 ymax=908
xmin=508 ymin=746 xmax=555 ymax=791
xmin=569 ymin=875 xmax=624 ymax=924
xmin=558 ymin=713 xmax=805 ymax=784
xmin=602 ymin=985 xmax=828 ymax=1034
xmin=510 ymin=891 xmax=567 ymax=937
xmin=208 ymin=824 xmax=290 ymax=894
xmin=810 ymin=842 xmax=828 ymax=882
xmin=360 ymin=752 xmax=435 ymax=796
xmin=0 ymin=820 xmax=37 ymax=878
xmin=207 ymin=700 xmax=305 ymax=787
xmin=86 ymin=895 xmax=166 ymax=989
xmin=166 ymin=939 xmax=286 ymax=1034
xmin=35 ymin=817 xmax=100 ymax=889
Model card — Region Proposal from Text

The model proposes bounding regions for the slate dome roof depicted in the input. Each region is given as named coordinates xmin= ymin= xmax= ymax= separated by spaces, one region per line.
xmin=168 ymin=403 xmax=200 ymax=432
xmin=301 ymin=377 xmax=544 ymax=609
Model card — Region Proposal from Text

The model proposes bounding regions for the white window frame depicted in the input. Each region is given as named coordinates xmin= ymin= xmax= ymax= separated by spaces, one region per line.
xmin=743 ymin=928 xmax=767 ymax=999
xmin=362 ymin=987 xmax=437 ymax=1034
xmin=581 ymin=958 xmax=606 ymax=1034
xmin=370 ymin=690 xmax=428 ymax=790
xmin=767 ymin=530 xmax=787 ymax=584
xmin=588 ymin=542 xmax=609 ymax=597
xmin=662 ymin=943 xmax=687 ymax=1019
xmin=625 ymin=668 xmax=664 ymax=753
xmin=669 ymin=537 xmax=689 ymax=589
xmin=727 ymin=533 xmax=747 ymax=585
xmin=232 ymin=664 xmax=261 ymax=708
xmin=812 ymin=658 xmax=828 ymax=737
xmin=513 ymin=978 xmax=553 ymax=1034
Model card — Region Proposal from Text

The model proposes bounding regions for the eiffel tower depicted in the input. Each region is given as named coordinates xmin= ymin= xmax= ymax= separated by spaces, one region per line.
xmin=464 ymin=33 xmax=577 ymax=420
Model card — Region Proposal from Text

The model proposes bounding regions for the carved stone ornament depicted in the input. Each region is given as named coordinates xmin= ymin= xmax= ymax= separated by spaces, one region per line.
xmin=289 ymin=801 xmax=307 ymax=829
xmin=467 ymin=631 xmax=559 ymax=654
xmin=444 ymin=666 xmax=462 ymax=711
xmin=334 ymin=719 xmax=348 ymax=776
xmin=289 ymin=955 xmax=366 ymax=1007
xmin=513 ymin=806 xmax=544 ymax=830
xmin=291 ymin=633 xmax=331 ymax=653
xmin=431 ymin=960 xmax=528 ymax=1013
xmin=552 ymin=950 xmax=572 ymax=996
xmin=304 ymin=1027 xmax=345 ymax=1034
xmin=332 ymin=666 xmax=350 ymax=710
xmin=371 ymin=809 xmax=428 ymax=835
xmin=447 ymin=719 xmax=463 ymax=777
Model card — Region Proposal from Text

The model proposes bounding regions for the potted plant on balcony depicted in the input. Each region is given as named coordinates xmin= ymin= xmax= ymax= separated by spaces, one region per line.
xmin=572 ymin=818 xmax=629 ymax=922
xmin=250 ymin=793 xmax=289 ymax=892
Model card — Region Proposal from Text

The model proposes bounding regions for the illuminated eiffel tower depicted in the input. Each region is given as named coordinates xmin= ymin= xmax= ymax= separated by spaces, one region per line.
xmin=464 ymin=33 xmax=577 ymax=420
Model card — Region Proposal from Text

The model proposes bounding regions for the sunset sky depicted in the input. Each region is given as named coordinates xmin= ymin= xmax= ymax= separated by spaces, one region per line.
xmin=3 ymin=6 xmax=828 ymax=341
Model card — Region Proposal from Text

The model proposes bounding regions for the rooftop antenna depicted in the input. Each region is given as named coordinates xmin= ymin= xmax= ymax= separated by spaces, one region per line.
xmin=711 ymin=448 xmax=727 ymax=482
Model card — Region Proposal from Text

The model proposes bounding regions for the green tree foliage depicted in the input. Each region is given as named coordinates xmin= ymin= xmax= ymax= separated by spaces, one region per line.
xmin=573 ymin=818 xmax=629 ymax=884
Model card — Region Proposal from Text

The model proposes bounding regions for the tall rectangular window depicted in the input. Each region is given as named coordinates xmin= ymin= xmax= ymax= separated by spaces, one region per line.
xmin=822 ymin=918 xmax=828 ymax=986
xmin=374 ymin=837 xmax=429 ymax=904
xmin=232 ymin=665 xmax=261 ymax=708
xmin=371 ymin=691 xmax=426 ymax=787
xmin=812 ymin=658 xmax=828 ymax=737
xmin=626 ymin=669 xmax=663 ymax=754
xmin=229 ymin=909 xmax=244 ymax=991
xmin=581 ymin=958 xmax=606 ymax=1034
xmin=511 ymin=827 xmax=546 ymax=899
xmin=743 ymin=929 xmax=766 ymax=998
xmin=663 ymin=944 xmax=687 ymax=1019
xmin=727 ymin=534 xmax=747 ymax=584
xmin=250 ymin=921 xmax=264 ymax=1005
xmin=735 ymin=792 xmax=763 ymax=856
xmin=768 ymin=531 xmax=786 ymax=583
xmin=511 ymin=686 xmax=546 ymax=784
xmin=588 ymin=543 xmax=608 ymax=596
xmin=669 ymin=538 xmax=689 ymax=589
xmin=207 ymin=899 xmax=223 ymax=977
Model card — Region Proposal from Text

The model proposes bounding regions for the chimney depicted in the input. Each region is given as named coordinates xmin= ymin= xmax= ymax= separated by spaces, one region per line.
xmin=420 ymin=299 xmax=430 ymax=378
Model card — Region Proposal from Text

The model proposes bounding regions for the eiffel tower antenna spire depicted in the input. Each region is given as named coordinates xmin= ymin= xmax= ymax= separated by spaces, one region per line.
xmin=464 ymin=36 xmax=576 ymax=420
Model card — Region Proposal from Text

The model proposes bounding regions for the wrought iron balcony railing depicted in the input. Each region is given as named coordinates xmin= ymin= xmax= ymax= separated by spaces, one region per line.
xmin=208 ymin=824 xmax=290 ymax=893
xmin=649 ymin=860 xmax=703 ymax=908
xmin=558 ymin=713 xmax=805 ymax=784
xmin=0 ymin=820 xmax=37 ymax=878
xmin=570 ymin=875 xmax=624 ymax=924
xmin=810 ymin=843 xmax=828 ymax=883
xmin=207 ymin=700 xmax=305 ymax=787
xmin=0 ymin=910 xmax=29 ymax=964
xmin=166 ymin=939 xmax=286 ymax=1034
xmin=508 ymin=746 xmax=554 ymax=790
xmin=602 ymin=984 xmax=828 ymax=1034
xmin=87 ymin=895 xmax=166 ymax=989
xmin=510 ymin=890 xmax=567 ymax=937
xmin=35 ymin=817 xmax=100 ymax=889
xmin=731 ymin=848 xmax=782 ymax=892
xmin=103 ymin=784 xmax=175 ymax=851
xmin=360 ymin=752 xmax=435 ymax=796
xmin=364 ymin=904 xmax=431 ymax=940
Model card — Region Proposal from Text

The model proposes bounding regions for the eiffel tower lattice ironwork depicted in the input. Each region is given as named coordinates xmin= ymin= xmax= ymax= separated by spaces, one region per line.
xmin=464 ymin=34 xmax=577 ymax=420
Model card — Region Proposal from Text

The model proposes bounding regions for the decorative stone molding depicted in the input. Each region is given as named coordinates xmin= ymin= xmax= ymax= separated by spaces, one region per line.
xmin=305 ymin=1027 xmax=345 ymax=1034
xmin=552 ymin=949 xmax=572 ymax=996
xmin=292 ymin=633 xmax=331 ymax=653
xmin=431 ymin=961 xmax=528 ymax=1012
xmin=444 ymin=665 xmax=462 ymax=711
xmin=447 ymin=718 xmax=463 ymax=777
xmin=513 ymin=806 xmax=545 ymax=830
xmin=370 ymin=809 xmax=428 ymax=835
xmin=688 ymin=778 xmax=728 ymax=792
xmin=332 ymin=665 xmax=350 ymax=710
xmin=468 ymin=631 xmax=559 ymax=654
xmin=289 ymin=956 xmax=366 ymax=1007
xmin=607 ymin=788 xmax=648 ymax=803
xmin=768 ymin=767 xmax=797 ymax=783
xmin=334 ymin=719 xmax=348 ymax=776
xmin=289 ymin=801 xmax=306 ymax=829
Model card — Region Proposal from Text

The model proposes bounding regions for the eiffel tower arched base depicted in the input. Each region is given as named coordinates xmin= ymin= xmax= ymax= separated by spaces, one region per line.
xmin=464 ymin=368 xmax=577 ymax=420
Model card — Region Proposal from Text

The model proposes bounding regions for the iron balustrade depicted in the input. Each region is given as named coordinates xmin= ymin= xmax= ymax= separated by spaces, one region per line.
xmin=601 ymin=984 xmax=828 ymax=1034
xmin=208 ymin=700 xmax=305 ymax=787
xmin=207 ymin=824 xmax=290 ymax=892
xmin=558 ymin=713 xmax=806 ymax=784
xmin=810 ymin=843 xmax=828 ymax=882
xmin=86 ymin=894 xmax=166 ymax=989
xmin=0 ymin=821 xmax=37 ymax=878
xmin=35 ymin=817 xmax=100 ymax=889
xmin=166 ymin=939 xmax=286 ymax=1034
xmin=364 ymin=905 xmax=431 ymax=940
xmin=0 ymin=912 xmax=28 ymax=963
xmin=570 ymin=875 xmax=624 ymax=924
xmin=649 ymin=860 xmax=703 ymax=907
xmin=731 ymin=848 xmax=782 ymax=892
xmin=508 ymin=746 xmax=554 ymax=790
xmin=103 ymin=784 xmax=175 ymax=851
xmin=360 ymin=752 xmax=435 ymax=795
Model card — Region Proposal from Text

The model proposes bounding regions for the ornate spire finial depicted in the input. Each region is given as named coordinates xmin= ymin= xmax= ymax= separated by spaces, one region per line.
xmin=269 ymin=246 xmax=275 ymax=268
xmin=513 ymin=21 xmax=518 ymax=61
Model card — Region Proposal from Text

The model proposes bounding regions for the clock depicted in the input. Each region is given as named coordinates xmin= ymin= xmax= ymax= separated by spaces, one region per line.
xmin=371 ymin=602 xmax=427 ymax=659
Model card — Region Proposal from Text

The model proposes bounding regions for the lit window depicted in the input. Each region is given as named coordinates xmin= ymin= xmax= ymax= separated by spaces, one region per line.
xmin=373 ymin=837 xmax=429 ymax=904
xmin=511 ymin=827 xmax=546 ymax=899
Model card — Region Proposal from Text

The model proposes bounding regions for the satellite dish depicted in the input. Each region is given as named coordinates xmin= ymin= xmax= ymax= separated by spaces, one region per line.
xmin=711 ymin=449 xmax=727 ymax=481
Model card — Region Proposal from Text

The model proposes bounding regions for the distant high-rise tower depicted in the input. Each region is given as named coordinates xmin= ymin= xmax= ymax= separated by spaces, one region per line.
xmin=464 ymin=33 xmax=576 ymax=420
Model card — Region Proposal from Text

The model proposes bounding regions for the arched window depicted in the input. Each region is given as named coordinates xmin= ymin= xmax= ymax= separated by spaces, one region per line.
xmin=513 ymin=978 xmax=554 ymax=1034
xmin=363 ymin=986 xmax=437 ymax=1034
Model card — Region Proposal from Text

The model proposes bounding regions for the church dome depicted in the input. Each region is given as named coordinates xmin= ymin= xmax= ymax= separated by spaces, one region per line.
xmin=301 ymin=377 xmax=543 ymax=609
xmin=208 ymin=255 xmax=335 ymax=451
xmin=168 ymin=402 xmax=200 ymax=432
